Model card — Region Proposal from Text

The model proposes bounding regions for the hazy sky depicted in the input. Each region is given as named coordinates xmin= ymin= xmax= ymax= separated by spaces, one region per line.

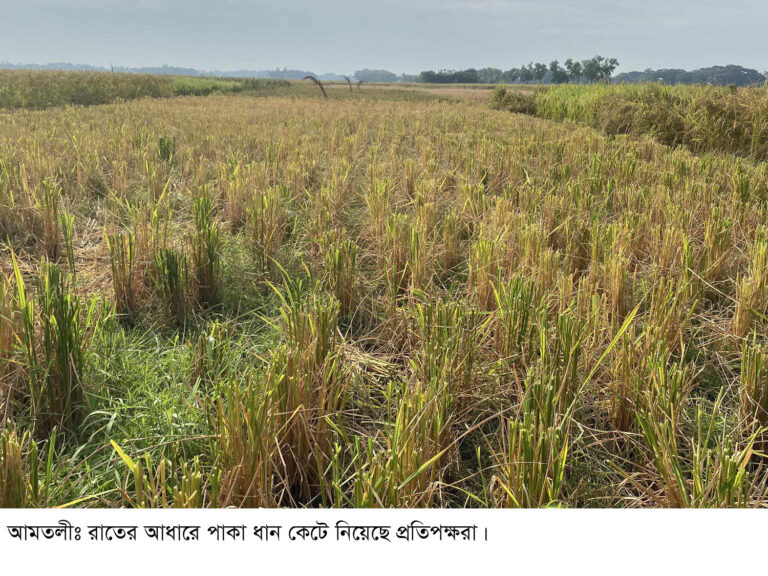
xmin=1 ymin=0 xmax=766 ymax=74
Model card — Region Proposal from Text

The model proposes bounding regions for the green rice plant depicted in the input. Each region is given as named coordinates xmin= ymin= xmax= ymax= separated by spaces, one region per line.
xmin=12 ymin=255 xmax=38 ymax=400
xmin=646 ymin=276 xmax=697 ymax=353
xmin=414 ymin=298 xmax=482 ymax=417
xmin=216 ymin=378 xmax=276 ymax=507
xmin=247 ymin=186 xmax=285 ymax=274
xmin=407 ymin=225 xmax=428 ymax=293
xmin=34 ymin=260 xmax=90 ymax=433
xmin=322 ymin=231 xmax=359 ymax=316
xmin=218 ymin=161 xmax=247 ymax=229
xmin=734 ymin=274 xmax=761 ymax=337
xmin=58 ymin=211 xmax=75 ymax=276
xmin=153 ymin=248 xmax=189 ymax=324
xmin=190 ymin=194 xmax=221 ymax=307
xmin=365 ymin=178 xmax=390 ymax=240
xmin=468 ymin=226 xmax=503 ymax=310
xmin=112 ymin=441 xmax=209 ymax=508
xmin=157 ymin=135 xmax=175 ymax=164
xmin=106 ymin=231 xmax=137 ymax=319
xmin=12 ymin=255 xmax=91 ymax=435
xmin=351 ymin=380 xmax=450 ymax=507
xmin=750 ymin=236 xmax=768 ymax=291
xmin=492 ymin=365 xmax=570 ymax=508
xmin=609 ymin=327 xmax=640 ymax=432
xmin=190 ymin=321 xmax=233 ymax=389
xmin=0 ymin=426 xmax=26 ymax=507
xmin=268 ymin=287 xmax=349 ymax=502
xmin=403 ymin=159 xmax=416 ymax=199
xmin=733 ymin=238 xmax=768 ymax=337
xmin=460 ymin=181 xmax=489 ymax=225
xmin=491 ymin=306 xmax=589 ymax=508
xmin=36 ymin=180 xmax=61 ymax=259
xmin=0 ymin=425 xmax=58 ymax=508
xmin=546 ymin=311 xmax=585 ymax=412
xmin=641 ymin=347 xmax=693 ymax=423
xmin=604 ymin=249 xmax=629 ymax=317
xmin=638 ymin=394 xmax=758 ymax=508
xmin=383 ymin=213 xmax=410 ymax=307
xmin=0 ymin=275 xmax=16 ymax=393
xmin=740 ymin=337 xmax=768 ymax=428
xmin=492 ymin=276 xmax=538 ymax=365
xmin=439 ymin=209 xmax=462 ymax=272
xmin=700 ymin=208 xmax=732 ymax=284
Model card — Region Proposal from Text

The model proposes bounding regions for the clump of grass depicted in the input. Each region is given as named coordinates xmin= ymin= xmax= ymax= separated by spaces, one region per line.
xmin=190 ymin=321 xmax=233 ymax=389
xmin=468 ymin=226 xmax=503 ymax=310
xmin=59 ymin=211 xmax=76 ymax=276
xmin=0 ymin=275 xmax=16 ymax=396
xmin=701 ymin=208 xmax=731 ymax=285
xmin=34 ymin=261 xmax=89 ymax=433
xmin=157 ymin=135 xmax=175 ymax=163
xmin=190 ymin=194 xmax=221 ymax=308
xmin=153 ymin=248 xmax=189 ymax=324
xmin=383 ymin=213 xmax=411 ymax=307
xmin=492 ymin=365 xmax=570 ymax=508
xmin=248 ymin=186 xmax=285 ymax=275
xmin=112 ymin=441 xmax=210 ymax=508
xmin=733 ymin=237 xmax=768 ymax=337
xmin=365 ymin=178 xmax=390 ymax=240
xmin=0 ymin=426 xmax=26 ymax=507
xmin=269 ymin=286 xmax=348 ymax=502
xmin=439 ymin=209 xmax=463 ymax=273
xmin=531 ymin=83 xmax=768 ymax=161
xmin=322 ymin=231 xmax=359 ymax=317
xmin=106 ymin=231 xmax=138 ymax=320
xmin=492 ymin=276 xmax=538 ymax=365
xmin=13 ymin=256 xmax=93 ymax=435
xmin=638 ymin=394 xmax=759 ymax=507
xmin=350 ymin=379 xmax=450 ymax=507
xmin=216 ymin=378 xmax=276 ymax=507
xmin=740 ymin=338 xmax=768 ymax=428
xmin=490 ymin=86 xmax=537 ymax=115
xmin=734 ymin=275 xmax=761 ymax=337
xmin=414 ymin=298 xmax=481 ymax=418
xmin=36 ymin=180 xmax=61 ymax=259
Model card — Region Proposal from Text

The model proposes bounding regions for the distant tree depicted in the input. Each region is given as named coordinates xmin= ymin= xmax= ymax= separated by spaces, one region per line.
xmin=549 ymin=60 xmax=568 ymax=84
xmin=581 ymin=56 xmax=602 ymax=83
xmin=457 ymin=68 xmax=480 ymax=83
xmin=416 ymin=56 xmax=620 ymax=85
xmin=564 ymin=58 xmax=582 ymax=83
xmin=353 ymin=69 xmax=398 ymax=83
xmin=502 ymin=68 xmax=521 ymax=83
xmin=518 ymin=65 xmax=533 ymax=83
xmin=478 ymin=67 xmax=503 ymax=84
xmin=418 ymin=70 xmax=438 ymax=83
xmin=600 ymin=58 xmax=619 ymax=81
xmin=613 ymin=64 xmax=764 ymax=86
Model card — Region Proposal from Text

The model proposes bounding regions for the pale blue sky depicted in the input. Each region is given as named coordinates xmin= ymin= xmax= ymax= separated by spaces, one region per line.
xmin=1 ymin=0 xmax=766 ymax=73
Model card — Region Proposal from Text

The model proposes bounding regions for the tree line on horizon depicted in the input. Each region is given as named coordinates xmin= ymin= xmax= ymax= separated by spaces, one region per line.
xmin=3 ymin=60 xmax=765 ymax=87
xmin=418 ymin=56 xmax=619 ymax=84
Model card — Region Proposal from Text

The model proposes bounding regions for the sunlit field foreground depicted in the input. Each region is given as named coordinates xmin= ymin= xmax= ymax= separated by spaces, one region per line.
xmin=2 ymin=84 xmax=768 ymax=508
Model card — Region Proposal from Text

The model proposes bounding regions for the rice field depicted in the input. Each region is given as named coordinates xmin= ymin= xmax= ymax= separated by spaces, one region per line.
xmin=2 ymin=71 xmax=768 ymax=508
